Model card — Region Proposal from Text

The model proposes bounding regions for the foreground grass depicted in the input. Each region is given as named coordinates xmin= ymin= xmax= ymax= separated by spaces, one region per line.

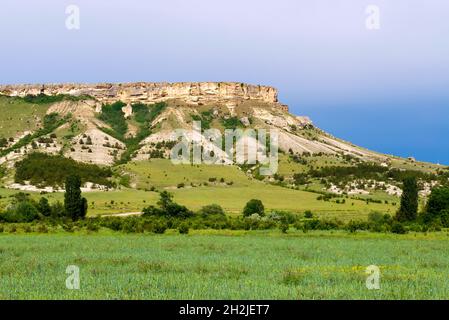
xmin=0 ymin=230 xmax=448 ymax=299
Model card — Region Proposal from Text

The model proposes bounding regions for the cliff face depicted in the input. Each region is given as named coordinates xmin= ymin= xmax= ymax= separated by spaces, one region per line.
xmin=0 ymin=82 xmax=279 ymax=106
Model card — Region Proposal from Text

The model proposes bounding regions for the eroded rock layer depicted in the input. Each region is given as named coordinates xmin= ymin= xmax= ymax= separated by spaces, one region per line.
xmin=0 ymin=82 xmax=280 ymax=107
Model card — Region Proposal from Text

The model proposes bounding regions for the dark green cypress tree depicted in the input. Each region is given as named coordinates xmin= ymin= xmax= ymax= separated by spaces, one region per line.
xmin=80 ymin=197 xmax=88 ymax=219
xmin=64 ymin=175 xmax=87 ymax=220
xmin=396 ymin=176 xmax=418 ymax=221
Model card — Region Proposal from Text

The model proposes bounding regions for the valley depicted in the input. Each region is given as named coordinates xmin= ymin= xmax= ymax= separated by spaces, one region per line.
xmin=0 ymin=82 xmax=448 ymax=300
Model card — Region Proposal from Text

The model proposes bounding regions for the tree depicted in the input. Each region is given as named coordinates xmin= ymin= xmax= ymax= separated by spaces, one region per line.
xmin=426 ymin=187 xmax=449 ymax=216
xmin=424 ymin=187 xmax=449 ymax=223
xmin=144 ymin=191 xmax=192 ymax=218
xmin=243 ymin=199 xmax=264 ymax=217
xmin=37 ymin=197 xmax=51 ymax=217
xmin=64 ymin=175 xmax=87 ymax=220
xmin=157 ymin=191 xmax=174 ymax=211
xmin=81 ymin=197 xmax=88 ymax=218
xmin=396 ymin=176 xmax=418 ymax=222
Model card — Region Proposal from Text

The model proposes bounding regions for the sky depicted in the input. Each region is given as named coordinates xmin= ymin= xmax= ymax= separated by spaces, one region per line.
xmin=0 ymin=0 xmax=448 ymax=164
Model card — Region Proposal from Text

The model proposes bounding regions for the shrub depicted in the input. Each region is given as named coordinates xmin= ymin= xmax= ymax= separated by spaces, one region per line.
xmin=279 ymin=222 xmax=289 ymax=233
xmin=346 ymin=220 xmax=369 ymax=233
xmin=0 ymin=138 xmax=8 ymax=148
xmin=2 ymin=201 xmax=41 ymax=223
xmin=198 ymin=204 xmax=225 ymax=216
xmin=178 ymin=223 xmax=189 ymax=234
xmin=86 ymin=222 xmax=99 ymax=232
xmin=142 ymin=205 xmax=164 ymax=217
xmin=62 ymin=223 xmax=74 ymax=233
xmin=303 ymin=219 xmax=321 ymax=231
xmin=268 ymin=211 xmax=297 ymax=224
xmin=304 ymin=210 xmax=313 ymax=219
xmin=152 ymin=221 xmax=168 ymax=234
xmin=103 ymin=218 xmax=123 ymax=231
xmin=317 ymin=219 xmax=343 ymax=230
xmin=37 ymin=197 xmax=51 ymax=216
xmin=293 ymin=173 xmax=309 ymax=185
xmin=36 ymin=224 xmax=48 ymax=233
xmin=440 ymin=209 xmax=449 ymax=228
xmin=165 ymin=203 xmax=191 ymax=218
xmin=50 ymin=201 xmax=65 ymax=218
xmin=391 ymin=222 xmax=407 ymax=234
xmin=122 ymin=218 xmax=142 ymax=233
xmin=243 ymin=199 xmax=264 ymax=217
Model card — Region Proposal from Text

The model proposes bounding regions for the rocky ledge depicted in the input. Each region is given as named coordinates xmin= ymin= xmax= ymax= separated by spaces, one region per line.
xmin=0 ymin=82 xmax=281 ymax=107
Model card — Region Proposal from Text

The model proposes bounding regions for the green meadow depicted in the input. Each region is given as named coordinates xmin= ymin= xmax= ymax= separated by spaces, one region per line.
xmin=0 ymin=230 xmax=448 ymax=299
xmin=0 ymin=158 xmax=398 ymax=219
xmin=0 ymin=185 xmax=395 ymax=221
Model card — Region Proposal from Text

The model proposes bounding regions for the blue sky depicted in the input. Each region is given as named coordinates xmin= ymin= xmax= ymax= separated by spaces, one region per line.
xmin=0 ymin=0 xmax=448 ymax=163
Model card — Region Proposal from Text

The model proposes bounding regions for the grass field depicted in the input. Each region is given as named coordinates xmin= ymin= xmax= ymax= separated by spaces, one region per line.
xmin=0 ymin=158 xmax=398 ymax=219
xmin=112 ymin=159 xmax=396 ymax=219
xmin=0 ymin=183 xmax=395 ymax=220
xmin=0 ymin=230 xmax=448 ymax=299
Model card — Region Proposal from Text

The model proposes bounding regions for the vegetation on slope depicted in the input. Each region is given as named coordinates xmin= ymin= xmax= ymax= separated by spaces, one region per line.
xmin=97 ymin=101 xmax=167 ymax=163
xmin=14 ymin=153 xmax=113 ymax=188
xmin=0 ymin=113 xmax=69 ymax=157
xmin=221 ymin=116 xmax=243 ymax=129
xmin=21 ymin=93 xmax=94 ymax=104
xmin=0 ymin=93 xmax=94 ymax=105
xmin=191 ymin=110 xmax=214 ymax=130
xmin=309 ymin=163 xmax=437 ymax=184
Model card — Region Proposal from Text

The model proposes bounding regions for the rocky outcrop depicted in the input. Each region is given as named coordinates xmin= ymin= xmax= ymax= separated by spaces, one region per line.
xmin=121 ymin=104 xmax=133 ymax=118
xmin=0 ymin=82 xmax=279 ymax=107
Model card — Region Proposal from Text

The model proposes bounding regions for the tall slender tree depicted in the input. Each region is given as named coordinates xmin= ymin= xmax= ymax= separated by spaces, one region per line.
xmin=64 ymin=175 xmax=87 ymax=220
xmin=396 ymin=176 xmax=418 ymax=221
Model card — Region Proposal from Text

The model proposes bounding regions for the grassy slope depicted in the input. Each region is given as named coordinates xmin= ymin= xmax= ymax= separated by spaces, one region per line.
xmin=0 ymin=96 xmax=49 ymax=138
xmin=121 ymin=159 xmax=253 ymax=188
xmin=0 ymin=231 xmax=448 ymax=299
